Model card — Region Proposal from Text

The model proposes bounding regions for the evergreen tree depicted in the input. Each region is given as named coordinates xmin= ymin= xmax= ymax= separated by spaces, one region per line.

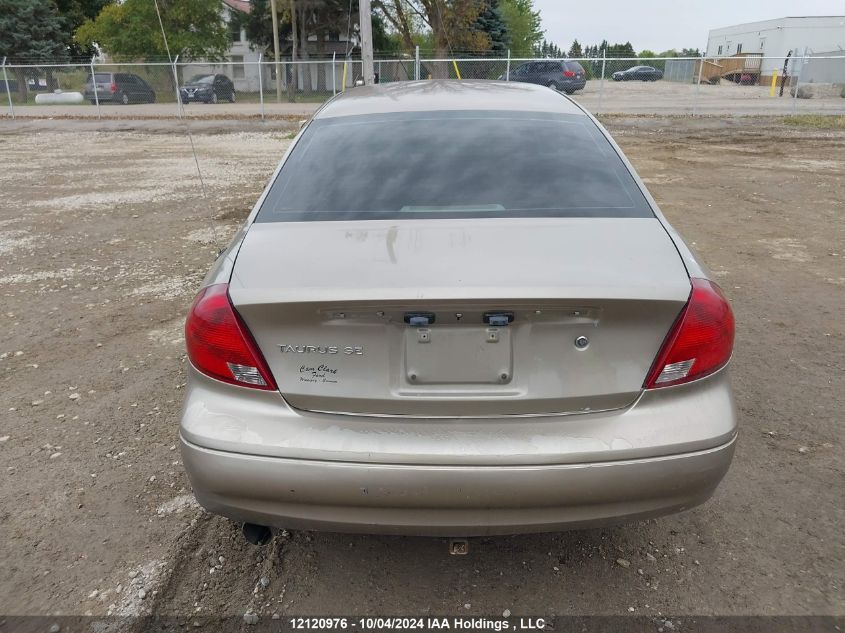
xmin=0 ymin=0 xmax=68 ymax=100
xmin=473 ymin=0 xmax=509 ymax=55
xmin=568 ymin=39 xmax=582 ymax=58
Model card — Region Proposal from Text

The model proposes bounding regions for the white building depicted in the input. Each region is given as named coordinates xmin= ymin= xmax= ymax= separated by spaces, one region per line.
xmin=706 ymin=16 xmax=845 ymax=77
xmin=182 ymin=0 xmax=358 ymax=94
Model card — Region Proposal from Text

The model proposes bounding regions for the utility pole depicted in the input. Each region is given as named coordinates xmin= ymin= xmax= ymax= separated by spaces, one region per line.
xmin=270 ymin=0 xmax=282 ymax=102
xmin=359 ymin=0 xmax=375 ymax=84
xmin=290 ymin=0 xmax=298 ymax=100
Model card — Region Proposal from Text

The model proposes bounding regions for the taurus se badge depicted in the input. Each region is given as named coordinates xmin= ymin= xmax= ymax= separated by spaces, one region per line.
xmin=278 ymin=344 xmax=364 ymax=355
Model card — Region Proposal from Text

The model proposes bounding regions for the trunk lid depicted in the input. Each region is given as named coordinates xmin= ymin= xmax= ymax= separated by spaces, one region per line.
xmin=229 ymin=218 xmax=690 ymax=416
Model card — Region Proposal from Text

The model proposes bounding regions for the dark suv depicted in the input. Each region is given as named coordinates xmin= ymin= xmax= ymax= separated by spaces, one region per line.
xmin=505 ymin=60 xmax=587 ymax=93
xmin=84 ymin=72 xmax=156 ymax=105
xmin=180 ymin=74 xmax=236 ymax=104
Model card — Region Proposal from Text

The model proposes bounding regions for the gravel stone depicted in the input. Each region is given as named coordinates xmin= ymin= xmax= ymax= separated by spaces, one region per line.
xmin=243 ymin=613 xmax=259 ymax=625
xmin=616 ymin=558 xmax=631 ymax=568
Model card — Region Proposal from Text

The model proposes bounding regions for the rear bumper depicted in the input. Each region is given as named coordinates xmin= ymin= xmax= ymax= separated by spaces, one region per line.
xmin=181 ymin=434 xmax=735 ymax=536
xmin=84 ymin=91 xmax=117 ymax=102
xmin=562 ymin=79 xmax=587 ymax=91
xmin=181 ymin=92 xmax=211 ymax=102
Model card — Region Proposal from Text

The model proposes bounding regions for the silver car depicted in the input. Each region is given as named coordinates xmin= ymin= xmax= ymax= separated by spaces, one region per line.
xmin=180 ymin=80 xmax=736 ymax=539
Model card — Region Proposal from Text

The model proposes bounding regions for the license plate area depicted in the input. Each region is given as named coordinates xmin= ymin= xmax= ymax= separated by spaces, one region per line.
xmin=404 ymin=326 xmax=513 ymax=385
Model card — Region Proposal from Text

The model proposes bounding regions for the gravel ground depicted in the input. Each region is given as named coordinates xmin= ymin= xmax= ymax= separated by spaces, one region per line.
xmin=0 ymin=116 xmax=843 ymax=624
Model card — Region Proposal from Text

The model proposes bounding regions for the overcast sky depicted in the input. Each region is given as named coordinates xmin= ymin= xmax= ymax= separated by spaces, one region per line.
xmin=533 ymin=0 xmax=845 ymax=53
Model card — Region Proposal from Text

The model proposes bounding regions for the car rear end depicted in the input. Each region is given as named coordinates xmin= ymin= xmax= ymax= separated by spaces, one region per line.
xmin=179 ymin=82 xmax=736 ymax=536
xmin=560 ymin=61 xmax=587 ymax=92
xmin=83 ymin=72 xmax=116 ymax=103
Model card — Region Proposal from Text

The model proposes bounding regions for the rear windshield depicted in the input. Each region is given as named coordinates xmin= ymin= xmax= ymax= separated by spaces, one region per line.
xmin=91 ymin=73 xmax=111 ymax=82
xmin=565 ymin=61 xmax=584 ymax=72
xmin=256 ymin=110 xmax=652 ymax=222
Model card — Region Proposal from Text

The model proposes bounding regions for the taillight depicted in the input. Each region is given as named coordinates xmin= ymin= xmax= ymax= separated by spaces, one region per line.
xmin=563 ymin=70 xmax=575 ymax=77
xmin=644 ymin=278 xmax=735 ymax=389
xmin=185 ymin=284 xmax=277 ymax=390
xmin=110 ymin=82 xmax=117 ymax=92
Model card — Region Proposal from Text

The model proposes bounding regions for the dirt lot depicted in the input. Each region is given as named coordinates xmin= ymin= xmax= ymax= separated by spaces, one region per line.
xmin=0 ymin=116 xmax=843 ymax=625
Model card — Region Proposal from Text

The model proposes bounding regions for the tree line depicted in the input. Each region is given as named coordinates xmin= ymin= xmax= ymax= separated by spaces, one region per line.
xmin=1 ymin=0 xmax=702 ymax=100
xmin=533 ymin=38 xmax=702 ymax=77
xmin=1 ymin=0 xmax=546 ymax=98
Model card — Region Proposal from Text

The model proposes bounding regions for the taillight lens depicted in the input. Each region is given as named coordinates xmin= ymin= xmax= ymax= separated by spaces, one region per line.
xmin=110 ymin=82 xmax=117 ymax=92
xmin=563 ymin=70 xmax=575 ymax=77
xmin=644 ymin=278 xmax=735 ymax=389
xmin=185 ymin=284 xmax=277 ymax=390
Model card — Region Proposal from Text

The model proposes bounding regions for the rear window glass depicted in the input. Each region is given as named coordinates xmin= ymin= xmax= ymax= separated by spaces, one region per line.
xmin=92 ymin=73 xmax=111 ymax=82
xmin=256 ymin=110 xmax=652 ymax=222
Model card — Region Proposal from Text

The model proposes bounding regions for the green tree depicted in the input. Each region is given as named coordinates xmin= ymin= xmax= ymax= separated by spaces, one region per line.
xmin=373 ymin=0 xmax=490 ymax=76
xmin=473 ymin=0 xmax=509 ymax=55
xmin=568 ymin=38 xmax=582 ymax=58
xmin=607 ymin=41 xmax=635 ymax=58
xmin=55 ymin=0 xmax=114 ymax=59
xmin=237 ymin=0 xmax=397 ymax=57
xmin=500 ymin=0 xmax=542 ymax=57
xmin=0 ymin=0 xmax=68 ymax=101
xmin=640 ymin=48 xmax=667 ymax=71
xmin=75 ymin=0 xmax=228 ymax=61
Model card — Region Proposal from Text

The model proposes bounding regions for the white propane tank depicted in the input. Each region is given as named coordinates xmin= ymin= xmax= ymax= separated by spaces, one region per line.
xmin=35 ymin=90 xmax=85 ymax=105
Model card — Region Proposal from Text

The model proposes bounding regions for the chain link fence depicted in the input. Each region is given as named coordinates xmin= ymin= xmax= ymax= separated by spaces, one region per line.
xmin=3 ymin=51 xmax=844 ymax=121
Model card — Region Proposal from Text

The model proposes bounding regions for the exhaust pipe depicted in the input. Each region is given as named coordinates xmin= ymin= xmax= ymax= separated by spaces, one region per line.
xmin=242 ymin=523 xmax=273 ymax=546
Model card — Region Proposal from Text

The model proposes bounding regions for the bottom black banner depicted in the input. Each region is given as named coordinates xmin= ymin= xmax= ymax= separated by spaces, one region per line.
xmin=0 ymin=616 xmax=841 ymax=633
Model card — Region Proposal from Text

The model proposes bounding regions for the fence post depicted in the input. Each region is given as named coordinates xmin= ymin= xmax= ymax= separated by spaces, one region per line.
xmin=693 ymin=54 xmax=704 ymax=116
xmin=598 ymin=48 xmax=607 ymax=114
xmin=1 ymin=57 xmax=14 ymax=120
xmin=415 ymin=45 xmax=420 ymax=81
xmin=257 ymin=53 xmax=264 ymax=120
xmin=90 ymin=55 xmax=101 ymax=120
xmin=171 ymin=54 xmax=183 ymax=118
xmin=791 ymin=48 xmax=802 ymax=115
xmin=506 ymin=49 xmax=511 ymax=81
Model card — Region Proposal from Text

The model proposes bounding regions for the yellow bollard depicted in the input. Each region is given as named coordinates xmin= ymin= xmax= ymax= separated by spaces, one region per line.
xmin=769 ymin=70 xmax=778 ymax=96
xmin=341 ymin=61 xmax=347 ymax=92
xmin=452 ymin=60 xmax=462 ymax=80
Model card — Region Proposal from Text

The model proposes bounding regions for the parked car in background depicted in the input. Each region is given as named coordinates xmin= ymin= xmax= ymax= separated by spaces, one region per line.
xmin=180 ymin=80 xmax=736 ymax=540
xmin=612 ymin=66 xmax=663 ymax=81
xmin=503 ymin=60 xmax=587 ymax=93
xmin=180 ymin=74 xmax=236 ymax=104
xmin=84 ymin=72 xmax=156 ymax=104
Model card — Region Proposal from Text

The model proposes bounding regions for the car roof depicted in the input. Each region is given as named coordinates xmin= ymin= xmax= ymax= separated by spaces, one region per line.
xmin=316 ymin=80 xmax=586 ymax=119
